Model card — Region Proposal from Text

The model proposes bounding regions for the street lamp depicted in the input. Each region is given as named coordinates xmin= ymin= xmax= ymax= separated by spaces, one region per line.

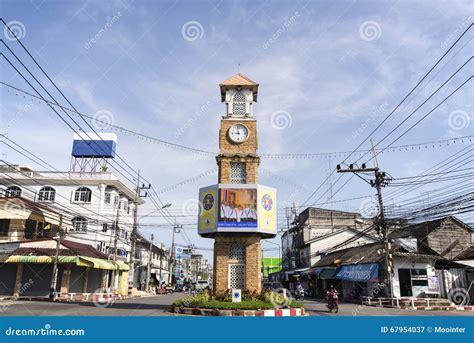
xmin=139 ymin=203 xmax=172 ymax=220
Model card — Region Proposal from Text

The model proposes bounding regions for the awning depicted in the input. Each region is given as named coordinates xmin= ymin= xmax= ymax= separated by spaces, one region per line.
xmin=335 ymin=263 xmax=379 ymax=282
xmin=116 ymin=261 xmax=129 ymax=271
xmin=319 ymin=268 xmax=338 ymax=279
xmin=78 ymin=256 xmax=116 ymax=270
xmin=5 ymin=255 xmax=123 ymax=271
xmin=6 ymin=255 xmax=78 ymax=264
xmin=309 ymin=268 xmax=323 ymax=276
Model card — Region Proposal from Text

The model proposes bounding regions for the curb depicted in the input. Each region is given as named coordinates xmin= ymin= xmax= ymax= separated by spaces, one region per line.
xmin=368 ymin=304 xmax=474 ymax=312
xmin=174 ymin=307 xmax=305 ymax=317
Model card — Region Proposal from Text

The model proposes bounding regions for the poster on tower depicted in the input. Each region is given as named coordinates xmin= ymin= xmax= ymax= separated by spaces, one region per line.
xmin=198 ymin=186 xmax=218 ymax=233
xmin=218 ymin=188 xmax=257 ymax=228
xmin=257 ymin=185 xmax=277 ymax=233
xmin=198 ymin=184 xmax=277 ymax=236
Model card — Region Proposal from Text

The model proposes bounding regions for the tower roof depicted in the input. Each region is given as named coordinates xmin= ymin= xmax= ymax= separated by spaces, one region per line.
xmin=219 ymin=73 xmax=259 ymax=102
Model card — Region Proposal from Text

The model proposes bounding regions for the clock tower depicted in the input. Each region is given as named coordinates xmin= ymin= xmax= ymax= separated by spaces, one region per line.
xmin=198 ymin=73 xmax=277 ymax=295
xmin=217 ymin=73 xmax=260 ymax=184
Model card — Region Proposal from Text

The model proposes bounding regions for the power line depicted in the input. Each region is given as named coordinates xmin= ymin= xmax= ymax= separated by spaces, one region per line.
xmin=340 ymin=23 xmax=473 ymax=165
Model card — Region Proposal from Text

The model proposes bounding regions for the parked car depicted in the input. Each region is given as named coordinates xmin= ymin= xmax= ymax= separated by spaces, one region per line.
xmin=262 ymin=282 xmax=284 ymax=291
xmin=195 ymin=280 xmax=210 ymax=291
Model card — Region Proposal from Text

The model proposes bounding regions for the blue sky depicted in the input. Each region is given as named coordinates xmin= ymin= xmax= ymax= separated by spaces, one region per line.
xmin=1 ymin=0 xmax=473 ymax=261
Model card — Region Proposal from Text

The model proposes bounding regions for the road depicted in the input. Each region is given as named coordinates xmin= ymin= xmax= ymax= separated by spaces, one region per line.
xmin=0 ymin=293 xmax=183 ymax=316
xmin=0 ymin=294 xmax=471 ymax=316
xmin=302 ymin=298 xmax=474 ymax=316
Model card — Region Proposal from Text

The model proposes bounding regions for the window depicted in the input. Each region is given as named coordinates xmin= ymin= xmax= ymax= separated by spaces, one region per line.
xmin=74 ymin=187 xmax=92 ymax=203
xmin=104 ymin=193 xmax=111 ymax=204
xmin=24 ymin=219 xmax=37 ymax=239
xmin=232 ymin=91 xmax=246 ymax=116
xmin=38 ymin=186 xmax=55 ymax=202
xmin=229 ymin=243 xmax=245 ymax=261
xmin=229 ymin=264 xmax=245 ymax=289
xmin=230 ymin=162 xmax=246 ymax=183
xmin=102 ymin=223 xmax=108 ymax=232
xmin=5 ymin=186 xmax=21 ymax=197
xmin=71 ymin=217 xmax=88 ymax=232
xmin=0 ymin=219 xmax=10 ymax=237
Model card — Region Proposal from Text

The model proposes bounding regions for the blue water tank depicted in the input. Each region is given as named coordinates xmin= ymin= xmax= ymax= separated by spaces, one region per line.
xmin=71 ymin=133 xmax=117 ymax=158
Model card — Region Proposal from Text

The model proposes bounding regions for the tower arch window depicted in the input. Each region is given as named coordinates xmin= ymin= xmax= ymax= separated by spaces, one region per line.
xmin=74 ymin=187 xmax=92 ymax=203
xmin=5 ymin=186 xmax=21 ymax=197
xmin=38 ymin=186 xmax=56 ymax=202
xmin=230 ymin=162 xmax=246 ymax=184
xmin=232 ymin=91 xmax=246 ymax=116
xmin=71 ymin=216 xmax=88 ymax=232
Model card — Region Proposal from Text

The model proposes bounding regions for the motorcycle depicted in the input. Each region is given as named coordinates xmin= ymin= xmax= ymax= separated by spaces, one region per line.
xmin=327 ymin=293 xmax=339 ymax=313
xmin=294 ymin=288 xmax=305 ymax=301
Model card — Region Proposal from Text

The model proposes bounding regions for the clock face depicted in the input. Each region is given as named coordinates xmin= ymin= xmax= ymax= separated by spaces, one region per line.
xmin=228 ymin=124 xmax=249 ymax=143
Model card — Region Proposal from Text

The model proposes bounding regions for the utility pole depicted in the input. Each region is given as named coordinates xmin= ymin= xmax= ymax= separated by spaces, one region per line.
xmin=111 ymin=201 xmax=121 ymax=293
xmin=50 ymin=216 xmax=63 ymax=301
xmin=158 ymin=243 xmax=163 ymax=282
xmin=336 ymin=147 xmax=393 ymax=298
xmin=129 ymin=170 xmax=150 ymax=292
xmin=145 ymin=234 xmax=154 ymax=292
xmin=168 ymin=219 xmax=182 ymax=286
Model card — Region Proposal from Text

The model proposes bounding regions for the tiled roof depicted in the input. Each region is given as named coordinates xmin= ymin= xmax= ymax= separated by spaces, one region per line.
xmin=0 ymin=239 xmax=108 ymax=259
xmin=454 ymin=246 xmax=474 ymax=260
xmin=389 ymin=216 xmax=471 ymax=240
xmin=219 ymin=73 xmax=258 ymax=86
xmin=313 ymin=242 xmax=384 ymax=267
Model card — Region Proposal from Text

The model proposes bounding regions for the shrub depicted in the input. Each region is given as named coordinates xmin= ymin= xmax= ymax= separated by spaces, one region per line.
xmin=172 ymin=289 xmax=304 ymax=310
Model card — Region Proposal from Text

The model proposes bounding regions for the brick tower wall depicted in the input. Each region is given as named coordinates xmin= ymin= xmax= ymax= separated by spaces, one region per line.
xmin=213 ymin=234 xmax=262 ymax=294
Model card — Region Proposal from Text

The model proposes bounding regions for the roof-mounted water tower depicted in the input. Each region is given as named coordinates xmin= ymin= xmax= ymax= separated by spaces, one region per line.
xmin=70 ymin=132 xmax=117 ymax=174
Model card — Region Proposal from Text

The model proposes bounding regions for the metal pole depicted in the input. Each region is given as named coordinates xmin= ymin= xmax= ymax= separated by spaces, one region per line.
xmin=375 ymin=170 xmax=393 ymax=298
xmin=168 ymin=225 xmax=176 ymax=286
xmin=371 ymin=139 xmax=392 ymax=299
xmin=111 ymin=202 xmax=120 ymax=293
xmin=129 ymin=170 xmax=140 ymax=291
xmin=146 ymin=234 xmax=154 ymax=292
xmin=50 ymin=216 xmax=62 ymax=301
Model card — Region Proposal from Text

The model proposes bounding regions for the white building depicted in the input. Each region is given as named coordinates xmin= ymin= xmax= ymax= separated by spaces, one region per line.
xmin=0 ymin=164 xmax=144 ymax=263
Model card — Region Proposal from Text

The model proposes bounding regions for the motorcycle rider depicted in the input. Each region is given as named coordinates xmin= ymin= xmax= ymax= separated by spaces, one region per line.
xmin=326 ymin=285 xmax=339 ymax=311
xmin=295 ymin=281 xmax=304 ymax=300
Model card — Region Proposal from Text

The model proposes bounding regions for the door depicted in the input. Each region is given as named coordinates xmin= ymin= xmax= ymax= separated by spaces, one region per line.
xmin=398 ymin=269 xmax=412 ymax=297
xmin=0 ymin=264 xmax=17 ymax=296
xmin=21 ymin=264 xmax=53 ymax=297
